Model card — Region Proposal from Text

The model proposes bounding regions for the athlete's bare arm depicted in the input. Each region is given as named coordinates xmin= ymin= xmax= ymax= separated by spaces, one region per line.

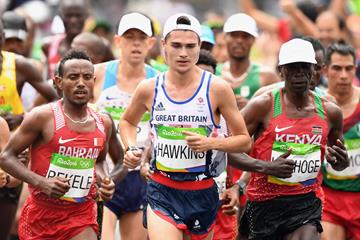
xmin=0 ymin=106 xmax=70 ymax=197
xmin=324 ymin=101 xmax=349 ymax=171
xmin=199 ymin=77 xmax=251 ymax=153
xmin=95 ymin=113 xmax=115 ymax=201
xmin=120 ymin=79 xmax=156 ymax=168
xmin=16 ymin=56 xmax=58 ymax=101
xmin=260 ymin=69 xmax=280 ymax=86
xmin=105 ymin=113 xmax=127 ymax=183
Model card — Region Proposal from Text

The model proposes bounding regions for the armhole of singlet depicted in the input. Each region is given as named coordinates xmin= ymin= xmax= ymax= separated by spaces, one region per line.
xmin=145 ymin=64 xmax=157 ymax=79
xmin=312 ymin=92 xmax=326 ymax=119
xmin=51 ymin=100 xmax=65 ymax=131
xmin=206 ymin=72 xmax=221 ymax=129
xmin=150 ymin=74 xmax=161 ymax=128
xmin=272 ymin=88 xmax=282 ymax=118
xmin=88 ymin=107 xmax=105 ymax=134
xmin=103 ymin=60 xmax=118 ymax=90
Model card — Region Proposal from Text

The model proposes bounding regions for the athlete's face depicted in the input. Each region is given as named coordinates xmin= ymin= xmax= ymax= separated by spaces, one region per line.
xmin=56 ymin=59 xmax=95 ymax=106
xmin=162 ymin=30 xmax=200 ymax=74
xmin=115 ymin=29 xmax=154 ymax=65
xmin=316 ymin=13 xmax=341 ymax=48
xmin=225 ymin=31 xmax=255 ymax=61
xmin=325 ymin=53 xmax=355 ymax=95
xmin=280 ymin=62 xmax=313 ymax=94
xmin=60 ymin=3 xmax=87 ymax=38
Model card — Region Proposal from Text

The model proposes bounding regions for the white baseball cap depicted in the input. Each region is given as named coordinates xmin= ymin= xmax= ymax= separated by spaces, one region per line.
xmin=163 ymin=13 xmax=201 ymax=39
xmin=117 ymin=12 xmax=152 ymax=37
xmin=278 ymin=38 xmax=317 ymax=66
xmin=223 ymin=13 xmax=258 ymax=38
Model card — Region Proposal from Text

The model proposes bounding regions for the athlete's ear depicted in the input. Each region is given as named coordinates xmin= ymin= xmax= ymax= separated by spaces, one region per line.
xmin=277 ymin=66 xmax=283 ymax=79
xmin=54 ymin=76 xmax=63 ymax=91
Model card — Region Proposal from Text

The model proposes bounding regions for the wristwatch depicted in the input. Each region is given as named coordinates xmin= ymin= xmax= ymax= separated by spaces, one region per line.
xmin=126 ymin=146 xmax=139 ymax=152
xmin=236 ymin=179 xmax=247 ymax=195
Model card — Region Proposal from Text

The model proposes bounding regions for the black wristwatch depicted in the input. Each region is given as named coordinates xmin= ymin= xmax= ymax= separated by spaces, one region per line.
xmin=126 ymin=146 xmax=139 ymax=152
xmin=236 ymin=179 xmax=247 ymax=195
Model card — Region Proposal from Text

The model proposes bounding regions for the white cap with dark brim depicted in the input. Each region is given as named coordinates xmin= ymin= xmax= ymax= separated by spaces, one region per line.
xmin=223 ymin=13 xmax=258 ymax=38
xmin=117 ymin=12 xmax=152 ymax=37
xmin=278 ymin=38 xmax=317 ymax=65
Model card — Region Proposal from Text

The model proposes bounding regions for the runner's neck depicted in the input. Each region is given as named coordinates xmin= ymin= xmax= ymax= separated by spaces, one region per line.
xmin=62 ymin=100 xmax=88 ymax=120
xmin=328 ymin=86 xmax=356 ymax=106
xmin=166 ymin=66 xmax=200 ymax=87
xmin=118 ymin=60 xmax=146 ymax=82
xmin=229 ymin=57 xmax=250 ymax=78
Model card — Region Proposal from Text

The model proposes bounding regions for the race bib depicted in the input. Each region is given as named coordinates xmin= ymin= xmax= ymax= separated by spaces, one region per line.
xmin=155 ymin=125 xmax=207 ymax=172
xmin=46 ymin=153 xmax=95 ymax=202
xmin=268 ymin=141 xmax=321 ymax=186
xmin=326 ymin=138 xmax=360 ymax=179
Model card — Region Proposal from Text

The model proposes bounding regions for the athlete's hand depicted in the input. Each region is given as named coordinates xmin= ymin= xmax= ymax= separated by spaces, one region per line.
xmin=124 ymin=149 xmax=143 ymax=169
xmin=98 ymin=177 xmax=115 ymax=202
xmin=183 ymin=131 xmax=212 ymax=152
xmin=265 ymin=148 xmax=295 ymax=178
xmin=235 ymin=96 xmax=248 ymax=110
xmin=280 ymin=0 xmax=297 ymax=14
xmin=41 ymin=176 xmax=70 ymax=198
xmin=326 ymin=139 xmax=349 ymax=171
xmin=140 ymin=162 xmax=153 ymax=181
xmin=220 ymin=185 xmax=240 ymax=215
xmin=0 ymin=169 xmax=8 ymax=188
xmin=1 ymin=112 xmax=23 ymax=131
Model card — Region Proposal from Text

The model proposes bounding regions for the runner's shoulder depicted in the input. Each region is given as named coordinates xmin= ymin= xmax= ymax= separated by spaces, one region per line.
xmin=243 ymin=91 xmax=273 ymax=115
xmin=22 ymin=104 xmax=53 ymax=128
xmin=210 ymin=74 xmax=234 ymax=93
xmin=135 ymin=76 xmax=157 ymax=96
xmin=323 ymin=98 xmax=343 ymax=123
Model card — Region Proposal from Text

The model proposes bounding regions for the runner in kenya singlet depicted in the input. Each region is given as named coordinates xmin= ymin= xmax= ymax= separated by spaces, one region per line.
xmin=18 ymin=100 xmax=106 ymax=240
xmin=150 ymin=70 xmax=226 ymax=181
xmin=247 ymin=88 xmax=329 ymax=201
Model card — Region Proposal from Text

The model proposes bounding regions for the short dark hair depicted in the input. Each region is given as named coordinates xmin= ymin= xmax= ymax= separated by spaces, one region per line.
xmin=196 ymin=49 xmax=217 ymax=73
xmin=165 ymin=16 xmax=200 ymax=42
xmin=58 ymin=49 xmax=92 ymax=77
xmin=325 ymin=40 xmax=356 ymax=65
xmin=297 ymin=1 xmax=319 ymax=23
xmin=301 ymin=36 xmax=325 ymax=56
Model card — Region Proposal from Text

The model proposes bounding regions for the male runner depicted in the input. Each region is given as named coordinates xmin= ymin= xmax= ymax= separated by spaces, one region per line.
xmin=120 ymin=13 xmax=251 ymax=240
xmin=321 ymin=42 xmax=360 ymax=240
xmin=0 ymin=49 xmax=115 ymax=240
xmin=42 ymin=0 xmax=88 ymax=78
xmin=0 ymin=21 xmax=58 ymax=130
xmin=238 ymin=38 xmax=348 ymax=239
xmin=220 ymin=13 xmax=279 ymax=109
xmin=95 ymin=12 xmax=157 ymax=240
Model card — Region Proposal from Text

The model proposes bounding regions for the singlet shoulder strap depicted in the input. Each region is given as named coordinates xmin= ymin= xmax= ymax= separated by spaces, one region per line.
xmin=272 ymin=88 xmax=282 ymax=118
xmin=51 ymin=100 xmax=66 ymax=131
xmin=313 ymin=92 xmax=325 ymax=119
xmin=1 ymin=51 xmax=16 ymax=77
xmin=88 ymin=107 xmax=105 ymax=134
xmin=145 ymin=64 xmax=158 ymax=79
xmin=103 ymin=60 xmax=119 ymax=90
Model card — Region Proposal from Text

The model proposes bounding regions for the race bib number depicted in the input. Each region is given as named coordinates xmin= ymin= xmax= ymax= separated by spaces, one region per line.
xmin=46 ymin=153 xmax=95 ymax=202
xmin=326 ymin=138 xmax=360 ymax=179
xmin=155 ymin=125 xmax=207 ymax=172
xmin=268 ymin=142 xmax=321 ymax=186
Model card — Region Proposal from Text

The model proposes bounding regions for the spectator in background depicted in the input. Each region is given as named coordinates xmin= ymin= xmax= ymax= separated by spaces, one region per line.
xmin=42 ymin=0 xmax=89 ymax=78
xmin=315 ymin=11 xmax=347 ymax=48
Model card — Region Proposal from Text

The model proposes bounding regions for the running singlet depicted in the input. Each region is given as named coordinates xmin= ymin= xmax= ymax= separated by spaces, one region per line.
xmin=150 ymin=71 xmax=226 ymax=181
xmin=219 ymin=62 xmax=261 ymax=99
xmin=323 ymin=99 xmax=360 ymax=191
xmin=247 ymin=88 xmax=328 ymax=201
xmin=96 ymin=60 xmax=157 ymax=147
xmin=0 ymin=51 xmax=24 ymax=114
xmin=29 ymin=100 xmax=106 ymax=205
